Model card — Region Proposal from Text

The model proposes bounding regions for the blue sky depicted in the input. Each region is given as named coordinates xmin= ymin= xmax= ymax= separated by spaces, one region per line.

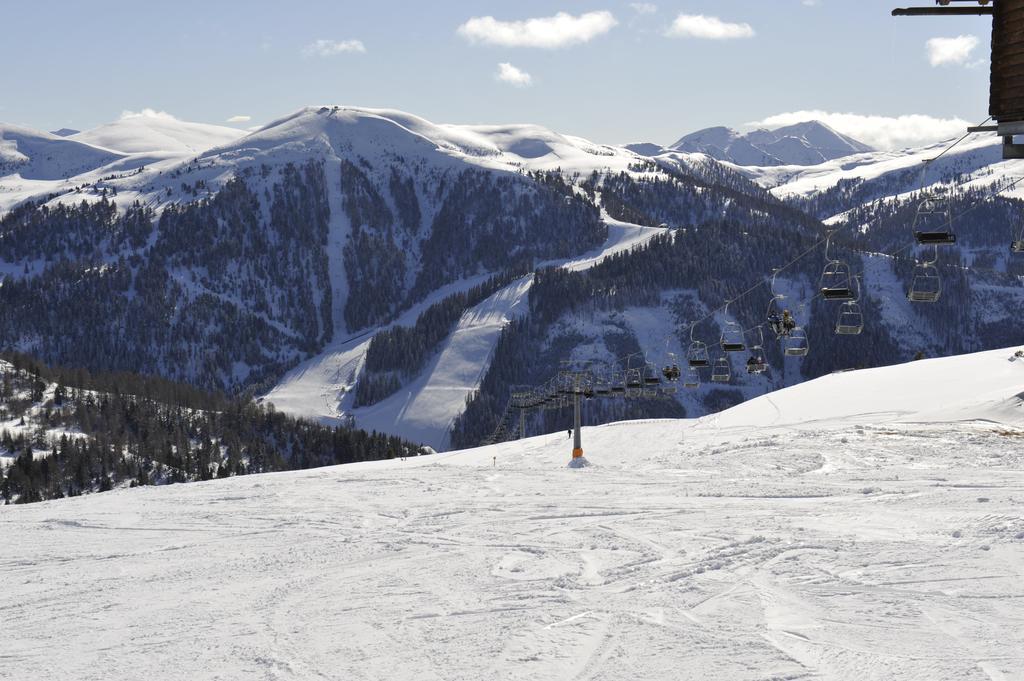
xmin=1 ymin=0 xmax=994 ymax=148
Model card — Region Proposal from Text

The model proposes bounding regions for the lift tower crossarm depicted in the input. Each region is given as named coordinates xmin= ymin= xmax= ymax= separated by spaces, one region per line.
xmin=892 ymin=6 xmax=994 ymax=15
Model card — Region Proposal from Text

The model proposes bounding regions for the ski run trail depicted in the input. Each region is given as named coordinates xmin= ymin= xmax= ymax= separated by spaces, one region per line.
xmin=3 ymin=347 xmax=1024 ymax=680
xmin=265 ymin=213 xmax=666 ymax=450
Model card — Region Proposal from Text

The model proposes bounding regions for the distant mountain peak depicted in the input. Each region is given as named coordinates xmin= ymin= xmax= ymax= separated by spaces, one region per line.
xmin=50 ymin=128 xmax=80 ymax=137
xmin=669 ymin=120 xmax=874 ymax=167
xmin=70 ymin=114 xmax=245 ymax=155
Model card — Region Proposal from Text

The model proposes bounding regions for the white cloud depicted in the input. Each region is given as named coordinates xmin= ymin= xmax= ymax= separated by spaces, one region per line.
xmin=120 ymin=108 xmax=178 ymax=121
xmin=926 ymin=35 xmax=979 ymax=67
xmin=802 ymin=0 xmax=820 ymax=6
xmin=630 ymin=3 xmax=657 ymax=14
xmin=226 ymin=115 xmax=251 ymax=124
xmin=301 ymin=39 xmax=366 ymax=57
xmin=749 ymin=110 xmax=971 ymax=150
xmin=496 ymin=62 xmax=533 ymax=87
xmin=457 ymin=11 xmax=618 ymax=49
xmin=665 ymin=14 xmax=755 ymax=40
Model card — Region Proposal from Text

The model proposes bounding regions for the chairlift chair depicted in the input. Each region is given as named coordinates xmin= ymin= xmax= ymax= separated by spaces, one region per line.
xmin=907 ymin=261 xmax=941 ymax=303
xmin=819 ymin=232 xmax=855 ymax=301
xmin=783 ymin=327 xmax=809 ymax=357
xmin=662 ymin=352 xmax=682 ymax=381
xmin=834 ymin=276 xmax=864 ymax=335
xmin=720 ymin=302 xmax=746 ymax=352
xmin=720 ymin=335 xmax=746 ymax=353
xmin=835 ymin=301 xmax=864 ymax=335
xmin=820 ymin=260 xmax=855 ymax=301
xmin=687 ymin=324 xmax=710 ymax=367
xmin=745 ymin=327 xmax=768 ymax=374
xmin=687 ymin=341 xmax=710 ymax=368
xmin=1012 ymin=221 xmax=1024 ymax=253
xmin=710 ymin=356 xmax=731 ymax=383
xmin=912 ymin=192 xmax=956 ymax=246
xmin=746 ymin=350 xmax=768 ymax=374
xmin=642 ymin=362 xmax=662 ymax=386
xmin=683 ymin=367 xmax=700 ymax=389
xmin=625 ymin=368 xmax=643 ymax=397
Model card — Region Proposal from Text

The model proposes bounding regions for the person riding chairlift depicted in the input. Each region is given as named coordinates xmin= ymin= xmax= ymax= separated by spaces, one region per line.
xmin=768 ymin=309 xmax=797 ymax=338
xmin=782 ymin=309 xmax=796 ymax=335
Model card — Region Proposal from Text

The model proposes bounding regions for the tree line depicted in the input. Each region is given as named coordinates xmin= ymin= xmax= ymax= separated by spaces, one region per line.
xmin=0 ymin=352 xmax=426 ymax=504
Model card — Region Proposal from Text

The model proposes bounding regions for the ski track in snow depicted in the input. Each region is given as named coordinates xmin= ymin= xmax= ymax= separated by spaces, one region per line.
xmin=4 ymin=349 xmax=1024 ymax=680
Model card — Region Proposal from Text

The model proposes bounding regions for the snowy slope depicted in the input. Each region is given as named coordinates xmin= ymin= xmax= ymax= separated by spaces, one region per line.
xmin=350 ymin=276 xmax=534 ymax=449
xmin=745 ymin=134 xmax=1021 ymax=200
xmin=3 ymin=347 xmax=1023 ymax=680
xmin=711 ymin=345 xmax=1024 ymax=431
xmin=0 ymin=123 xmax=123 ymax=180
xmin=265 ymin=214 xmax=670 ymax=448
xmin=71 ymin=110 xmax=244 ymax=154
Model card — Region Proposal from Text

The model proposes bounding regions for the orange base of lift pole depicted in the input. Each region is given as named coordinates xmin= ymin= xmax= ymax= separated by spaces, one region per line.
xmin=572 ymin=448 xmax=584 ymax=458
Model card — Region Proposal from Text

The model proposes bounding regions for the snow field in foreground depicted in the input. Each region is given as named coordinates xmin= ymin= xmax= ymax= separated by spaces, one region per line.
xmin=2 ymin=348 xmax=1024 ymax=680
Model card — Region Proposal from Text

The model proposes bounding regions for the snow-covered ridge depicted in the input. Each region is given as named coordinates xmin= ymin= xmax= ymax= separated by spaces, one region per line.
xmin=204 ymin=105 xmax=648 ymax=176
xmin=742 ymin=134 xmax=1011 ymax=198
xmin=71 ymin=110 xmax=245 ymax=155
xmin=1 ymin=105 xmax=660 ymax=216
xmin=669 ymin=120 xmax=874 ymax=167
xmin=0 ymin=123 xmax=124 ymax=181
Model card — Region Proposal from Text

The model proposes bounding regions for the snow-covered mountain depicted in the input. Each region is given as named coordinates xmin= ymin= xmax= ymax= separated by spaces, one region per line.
xmin=0 ymin=123 xmax=123 ymax=180
xmin=0 ymin=106 xmax=679 ymax=403
xmin=669 ymin=120 xmax=874 ymax=166
xmin=747 ymin=134 xmax=1018 ymax=201
xmin=2 ymin=105 xmax=1024 ymax=453
xmin=70 ymin=110 xmax=245 ymax=154
xmin=4 ymin=346 xmax=1023 ymax=679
